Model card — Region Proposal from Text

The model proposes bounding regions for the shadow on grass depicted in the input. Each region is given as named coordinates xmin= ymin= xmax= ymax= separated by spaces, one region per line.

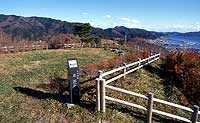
xmin=143 ymin=64 xmax=175 ymax=97
xmin=106 ymin=103 xmax=146 ymax=122
xmin=14 ymin=87 xmax=67 ymax=103
xmin=13 ymin=76 xmax=98 ymax=110
xmin=37 ymin=77 xmax=68 ymax=94
xmin=13 ymin=86 xmax=96 ymax=111
xmin=81 ymin=76 xmax=97 ymax=84
xmin=79 ymin=100 xmax=96 ymax=111
xmin=107 ymin=103 xmax=183 ymax=123
xmin=35 ymin=75 xmax=97 ymax=97
xmin=13 ymin=72 xmax=184 ymax=122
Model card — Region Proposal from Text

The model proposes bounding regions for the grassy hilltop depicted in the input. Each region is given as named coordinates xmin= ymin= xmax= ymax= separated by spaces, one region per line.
xmin=0 ymin=48 xmax=192 ymax=123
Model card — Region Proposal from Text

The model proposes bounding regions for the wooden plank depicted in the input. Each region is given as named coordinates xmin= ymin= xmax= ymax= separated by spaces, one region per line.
xmin=142 ymin=58 xmax=159 ymax=66
xmin=153 ymin=98 xmax=193 ymax=112
xmin=100 ymin=79 xmax=106 ymax=112
xmin=140 ymin=57 xmax=150 ymax=63
xmin=151 ymin=53 xmax=160 ymax=58
xmin=126 ymin=60 xmax=140 ymax=68
xmin=105 ymin=74 xmax=125 ymax=84
xmin=123 ymin=63 xmax=127 ymax=79
xmin=105 ymin=96 xmax=147 ymax=111
xmin=126 ymin=57 xmax=159 ymax=75
xmin=96 ymin=79 xmax=100 ymax=111
xmin=153 ymin=109 xmax=191 ymax=123
xmin=102 ymin=66 xmax=125 ymax=77
xmin=98 ymin=70 xmax=103 ymax=79
xmin=105 ymin=56 xmax=160 ymax=84
xmin=102 ymin=53 xmax=160 ymax=77
xmin=191 ymin=105 xmax=199 ymax=123
xmin=147 ymin=93 xmax=154 ymax=123
xmin=105 ymin=85 xmax=148 ymax=99
xmin=125 ymin=65 xmax=141 ymax=75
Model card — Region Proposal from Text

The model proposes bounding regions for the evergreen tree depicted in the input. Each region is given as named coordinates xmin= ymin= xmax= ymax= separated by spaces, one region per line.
xmin=74 ymin=23 xmax=92 ymax=49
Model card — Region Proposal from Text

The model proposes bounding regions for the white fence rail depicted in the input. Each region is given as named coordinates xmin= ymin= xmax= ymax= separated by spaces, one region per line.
xmin=96 ymin=53 xmax=200 ymax=123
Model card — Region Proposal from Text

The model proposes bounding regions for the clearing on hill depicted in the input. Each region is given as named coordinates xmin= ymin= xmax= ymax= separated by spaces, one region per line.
xmin=0 ymin=48 xmax=190 ymax=123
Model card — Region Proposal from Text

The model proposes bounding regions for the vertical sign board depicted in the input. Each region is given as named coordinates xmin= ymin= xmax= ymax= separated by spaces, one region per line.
xmin=67 ymin=58 xmax=80 ymax=104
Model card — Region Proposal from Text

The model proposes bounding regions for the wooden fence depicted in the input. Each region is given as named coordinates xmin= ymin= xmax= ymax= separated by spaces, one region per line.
xmin=0 ymin=42 xmax=48 ymax=53
xmin=0 ymin=42 xmax=117 ymax=54
xmin=96 ymin=53 xmax=200 ymax=123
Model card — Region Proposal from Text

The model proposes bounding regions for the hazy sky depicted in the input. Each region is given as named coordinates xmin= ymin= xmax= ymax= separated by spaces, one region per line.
xmin=0 ymin=0 xmax=200 ymax=32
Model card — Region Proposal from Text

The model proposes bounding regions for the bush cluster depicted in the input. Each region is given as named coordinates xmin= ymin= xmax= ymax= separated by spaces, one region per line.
xmin=80 ymin=52 xmax=147 ymax=78
xmin=140 ymin=51 xmax=150 ymax=59
xmin=80 ymin=64 xmax=98 ymax=78
xmin=162 ymin=51 xmax=200 ymax=104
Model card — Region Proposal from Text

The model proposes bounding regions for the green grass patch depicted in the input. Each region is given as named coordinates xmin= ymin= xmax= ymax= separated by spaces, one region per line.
xmin=0 ymin=49 xmax=192 ymax=123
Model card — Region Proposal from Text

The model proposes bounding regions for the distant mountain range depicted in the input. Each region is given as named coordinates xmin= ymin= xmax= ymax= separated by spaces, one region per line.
xmin=165 ymin=32 xmax=200 ymax=37
xmin=0 ymin=14 xmax=199 ymax=42
xmin=92 ymin=26 xmax=164 ymax=40
xmin=0 ymin=14 xmax=76 ymax=40
xmin=0 ymin=14 xmax=163 ymax=41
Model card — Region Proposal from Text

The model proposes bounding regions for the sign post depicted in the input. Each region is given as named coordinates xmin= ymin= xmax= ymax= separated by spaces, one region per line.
xmin=67 ymin=58 xmax=80 ymax=105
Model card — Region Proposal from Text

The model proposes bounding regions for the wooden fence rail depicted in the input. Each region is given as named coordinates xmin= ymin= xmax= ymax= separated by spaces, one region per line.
xmin=96 ymin=53 xmax=200 ymax=123
xmin=0 ymin=42 xmax=48 ymax=53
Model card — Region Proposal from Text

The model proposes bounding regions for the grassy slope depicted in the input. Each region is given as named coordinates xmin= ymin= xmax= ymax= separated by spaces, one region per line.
xmin=0 ymin=49 xmax=191 ymax=123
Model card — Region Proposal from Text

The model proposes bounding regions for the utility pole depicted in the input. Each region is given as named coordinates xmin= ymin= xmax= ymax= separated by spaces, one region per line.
xmin=0 ymin=31 xmax=2 ymax=41
xmin=124 ymin=33 xmax=127 ymax=44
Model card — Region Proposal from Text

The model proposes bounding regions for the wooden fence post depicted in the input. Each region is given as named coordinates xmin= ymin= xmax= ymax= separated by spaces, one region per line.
xmin=147 ymin=93 xmax=154 ymax=123
xmin=96 ymin=78 xmax=101 ymax=112
xmin=98 ymin=70 xmax=103 ymax=79
xmin=150 ymin=51 xmax=153 ymax=56
xmin=123 ymin=63 xmax=127 ymax=79
xmin=137 ymin=45 xmax=140 ymax=51
xmin=22 ymin=43 xmax=25 ymax=52
xmin=191 ymin=105 xmax=199 ymax=123
xmin=5 ymin=46 xmax=8 ymax=53
xmin=96 ymin=70 xmax=103 ymax=112
xmin=148 ymin=57 xmax=150 ymax=63
xmin=35 ymin=44 xmax=38 ymax=51
xmin=138 ymin=58 xmax=141 ymax=67
xmin=46 ymin=43 xmax=48 ymax=50
xmin=100 ymin=79 xmax=106 ymax=113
